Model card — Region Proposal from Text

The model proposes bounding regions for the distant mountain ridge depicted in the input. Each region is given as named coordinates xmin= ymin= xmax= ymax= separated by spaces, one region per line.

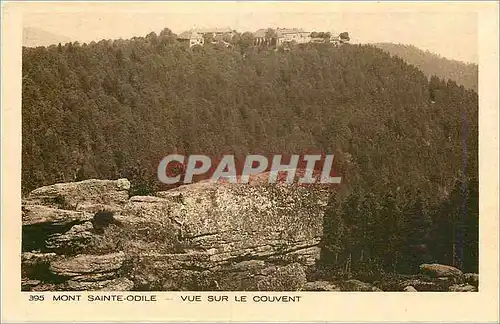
xmin=372 ymin=42 xmax=478 ymax=92
xmin=23 ymin=27 xmax=71 ymax=47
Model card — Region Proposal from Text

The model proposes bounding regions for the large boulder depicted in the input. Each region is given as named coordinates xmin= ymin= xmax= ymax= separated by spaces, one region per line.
xmin=419 ymin=263 xmax=464 ymax=282
xmin=117 ymin=182 xmax=328 ymax=291
xmin=24 ymin=178 xmax=130 ymax=212
xmin=97 ymin=182 xmax=328 ymax=267
xmin=149 ymin=183 xmax=329 ymax=266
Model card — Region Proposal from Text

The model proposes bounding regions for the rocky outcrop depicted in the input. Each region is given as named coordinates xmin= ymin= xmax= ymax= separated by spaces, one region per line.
xmin=148 ymin=183 xmax=326 ymax=265
xmin=21 ymin=179 xmax=330 ymax=291
xmin=45 ymin=222 xmax=95 ymax=253
xmin=24 ymin=178 xmax=130 ymax=212
xmin=115 ymin=181 xmax=328 ymax=291
xmin=419 ymin=263 xmax=464 ymax=282
xmin=22 ymin=205 xmax=94 ymax=226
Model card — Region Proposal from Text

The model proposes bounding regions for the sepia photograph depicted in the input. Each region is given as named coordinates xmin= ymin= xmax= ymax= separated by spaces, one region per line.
xmin=2 ymin=1 xmax=499 ymax=322
xmin=19 ymin=2 xmax=481 ymax=293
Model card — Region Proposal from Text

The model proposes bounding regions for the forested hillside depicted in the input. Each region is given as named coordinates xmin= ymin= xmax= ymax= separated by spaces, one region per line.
xmin=373 ymin=42 xmax=478 ymax=92
xmin=23 ymin=27 xmax=71 ymax=48
xmin=22 ymin=29 xmax=478 ymax=275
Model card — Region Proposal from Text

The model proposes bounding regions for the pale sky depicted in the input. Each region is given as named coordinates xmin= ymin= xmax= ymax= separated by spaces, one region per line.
xmin=22 ymin=2 xmax=479 ymax=63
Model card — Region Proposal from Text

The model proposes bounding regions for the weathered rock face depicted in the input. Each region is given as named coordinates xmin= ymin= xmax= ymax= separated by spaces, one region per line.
xmin=22 ymin=205 xmax=96 ymax=254
xmin=45 ymin=222 xmax=95 ymax=253
xmin=21 ymin=179 xmax=330 ymax=291
xmin=24 ymin=179 xmax=130 ymax=212
xmin=149 ymin=183 xmax=327 ymax=265
xmin=45 ymin=252 xmax=130 ymax=291
xmin=22 ymin=205 xmax=94 ymax=226
xmin=49 ymin=252 xmax=126 ymax=277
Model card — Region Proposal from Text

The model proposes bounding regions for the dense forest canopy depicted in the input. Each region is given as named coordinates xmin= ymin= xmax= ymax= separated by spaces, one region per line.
xmin=373 ymin=42 xmax=478 ymax=92
xmin=22 ymin=29 xmax=478 ymax=275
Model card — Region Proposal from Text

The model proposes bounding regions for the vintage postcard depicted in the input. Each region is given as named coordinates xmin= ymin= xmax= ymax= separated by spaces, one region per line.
xmin=2 ymin=1 xmax=499 ymax=322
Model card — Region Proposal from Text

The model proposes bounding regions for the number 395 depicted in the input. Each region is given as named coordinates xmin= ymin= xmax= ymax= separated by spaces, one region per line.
xmin=29 ymin=295 xmax=44 ymax=301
